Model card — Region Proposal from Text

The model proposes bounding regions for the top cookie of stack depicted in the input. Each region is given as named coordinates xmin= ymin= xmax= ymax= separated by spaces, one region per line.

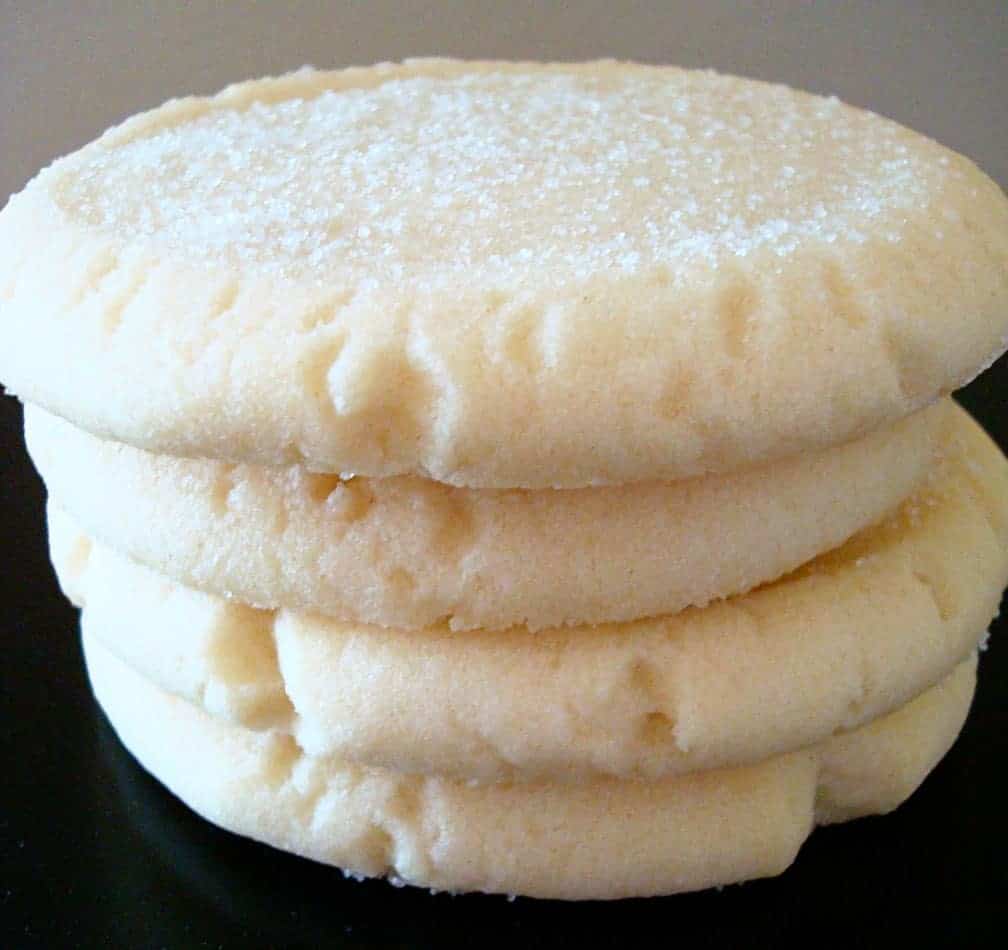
xmin=3 ymin=59 xmax=1006 ymax=491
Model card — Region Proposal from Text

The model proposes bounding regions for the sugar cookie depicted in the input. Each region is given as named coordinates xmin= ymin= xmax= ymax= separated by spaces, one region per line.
xmin=4 ymin=61 xmax=1005 ymax=486
xmin=28 ymin=399 xmax=945 ymax=630
xmin=84 ymin=635 xmax=977 ymax=900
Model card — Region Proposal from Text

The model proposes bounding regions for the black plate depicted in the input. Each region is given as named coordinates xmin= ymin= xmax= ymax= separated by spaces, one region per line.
xmin=2 ymin=360 xmax=1006 ymax=947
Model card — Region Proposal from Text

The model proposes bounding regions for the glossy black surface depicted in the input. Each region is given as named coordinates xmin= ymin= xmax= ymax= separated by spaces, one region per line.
xmin=1 ymin=359 xmax=1006 ymax=947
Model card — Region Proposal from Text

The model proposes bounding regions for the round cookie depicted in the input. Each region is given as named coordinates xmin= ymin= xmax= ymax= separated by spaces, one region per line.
xmin=85 ymin=634 xmax=977 ymax=900
xmin=3 ymin=61 xmax=1007 ymax=487
xmin=28 ymin=400 xmax=944 ymax=631
xmin=51 ymin=403 xmax=1008 ymax=783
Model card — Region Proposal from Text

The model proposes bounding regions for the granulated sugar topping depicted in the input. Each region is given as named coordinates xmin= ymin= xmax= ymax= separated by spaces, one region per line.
xmin=54 ymin=64 xmax=952 ymax=284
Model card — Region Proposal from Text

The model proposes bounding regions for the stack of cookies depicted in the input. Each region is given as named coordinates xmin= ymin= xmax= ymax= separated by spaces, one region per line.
xmin=2 ymin=61 xmax=1007 ymax=900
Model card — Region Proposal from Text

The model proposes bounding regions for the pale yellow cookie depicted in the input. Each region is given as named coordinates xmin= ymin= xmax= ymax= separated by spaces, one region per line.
xmin=28 ymin=399 xmax=944 ymax=631
xmin=84 ymin=634 xmax=977 ymax=900
xmin=3 ymin=61 xmax=1006 ymax=487
xmin=51 ymin=404 xmax=1008 ymax=783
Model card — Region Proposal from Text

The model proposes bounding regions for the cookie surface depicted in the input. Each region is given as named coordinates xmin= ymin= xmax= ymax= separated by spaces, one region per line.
xmin=84 ymin=634 xmax=976 ymax=900
xmin=51 ymin=404 xmax=1008 ymax=783
xmin=3 ymin=60 xmax=1006 ymax=486
xmin=29 ymin=400 xmax=944 ymax=631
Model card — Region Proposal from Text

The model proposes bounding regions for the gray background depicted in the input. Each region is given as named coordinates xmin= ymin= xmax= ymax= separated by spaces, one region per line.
xmin=2 ymin=1 xmax=1006 ymax=205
